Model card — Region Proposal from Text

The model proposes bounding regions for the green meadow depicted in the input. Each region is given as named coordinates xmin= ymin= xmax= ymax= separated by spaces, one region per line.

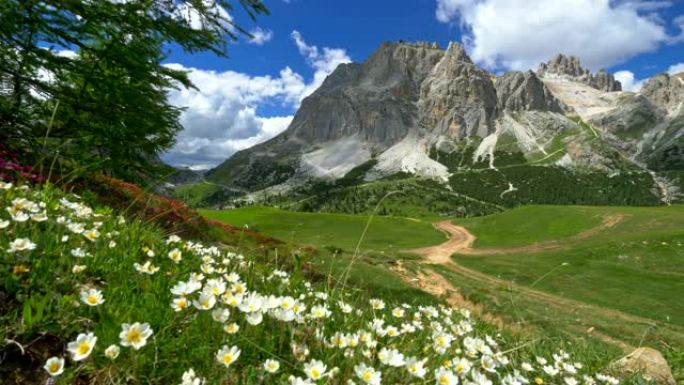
xmin=453 ymin=205 xmax=684 ymax=327
xmin=201 ymin=206 xmax=444 ymax=254
xmin=205 ymin=204 xmax=684 ymax=381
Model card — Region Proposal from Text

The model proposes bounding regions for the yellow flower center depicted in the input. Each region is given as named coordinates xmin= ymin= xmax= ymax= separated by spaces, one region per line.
xmin=223 ymin=353 xmax=234 ymax=364
xmin=77 ymin=342 xmax=91 ymax=355
xmin=127 ymin=329 xmax=142 ymax=344
xmin=456 ymin=363 xmax=464 ymax=373
xmin=438 ymin=375 xmax=450 ymax=385
xmin=178 ymin=299 xmax=187 ymax=309
xmin=87 ymin=295 xmax=98 ymax=304
xmin=309 ymin=369 xmax=321 ymax=379
xmin=535 ymin=378 xmax=544 ymax=385
xmin=49 ymin=363 xmax=60 ymax=373
xmin=362 ymin=371 xmax=372 ymax=381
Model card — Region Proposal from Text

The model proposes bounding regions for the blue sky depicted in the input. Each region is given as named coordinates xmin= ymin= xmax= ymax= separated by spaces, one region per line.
xmin=161 ymin=0 xmax=684 ymax=168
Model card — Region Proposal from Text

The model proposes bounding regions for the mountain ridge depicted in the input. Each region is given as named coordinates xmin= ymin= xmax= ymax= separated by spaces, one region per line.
xmin=201 ymin=40 xmax=684 ymax=210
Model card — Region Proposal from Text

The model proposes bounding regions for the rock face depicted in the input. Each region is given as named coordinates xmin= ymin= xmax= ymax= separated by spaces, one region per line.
xmin=609 ymin=347 xmax=676 ymax=385
xmin=495 ymin=70 xmax=564 ymax=113
xmin=640 ymin=73 xmax=684 ymax=115
xmin=418 ymin=42 xmax=498 ymax=138
xmin=538 ymin=54 xmax=622 ymax=92
xmin=592 ymin=69 xmax=622 ymax=93
xmin=585 ymin=72 xmax=684 ymax=170
xmin=587 ymin=93 xmax=660 ymax=136
xmin=288 ymin=42 xmax=445 ymax=146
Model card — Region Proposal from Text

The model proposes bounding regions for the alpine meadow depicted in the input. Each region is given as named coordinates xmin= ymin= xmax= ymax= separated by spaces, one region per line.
xmin=1 ymin=1 xmax=683 ymax=385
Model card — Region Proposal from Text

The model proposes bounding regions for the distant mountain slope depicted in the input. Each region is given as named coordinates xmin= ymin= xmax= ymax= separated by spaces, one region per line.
xmin=198 ymin=41 xmax=683 ymax=211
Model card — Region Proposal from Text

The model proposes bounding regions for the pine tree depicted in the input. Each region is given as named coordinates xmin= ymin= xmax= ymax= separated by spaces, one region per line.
xmin=0 ymin=0 xmax=268 ymax=181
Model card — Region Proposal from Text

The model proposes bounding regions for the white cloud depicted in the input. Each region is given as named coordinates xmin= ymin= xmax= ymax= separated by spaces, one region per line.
xmin=249 ymin=27 xmax=273 ymax=45
xmin=435 ymin=0 xmax=684 ymax=71
xmin=668 ymin=62 xmax=684 ymax=74
xmin=612 ymin=61 xmax=684 ymax=92
xmin=614 ymin=70 xmax=646 ymax=92
xmin=161 ymin=32 xmax=350 ymax=168
xmin=291 ymin=30 xmax=352 ymax=99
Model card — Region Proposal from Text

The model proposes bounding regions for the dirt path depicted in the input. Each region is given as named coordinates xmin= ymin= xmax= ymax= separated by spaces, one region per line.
xmin=396 ymin=214 xmax=670 ymax=351
xmin=408 ymin=214 xmax=626 ymax=257
xmin=390 ymin=261 xmax=520 ymax=332
xmin=409 ymin=221 xmax=476 ymax=263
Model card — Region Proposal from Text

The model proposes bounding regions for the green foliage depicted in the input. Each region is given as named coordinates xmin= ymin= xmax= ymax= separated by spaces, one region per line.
xmin=254 ymin=177 xmax=500 ymax=218
xmin=0 ymin=0 xmax=268 ymax=182
xmin=173 ymin=182 xmax=224 ymax=207
xmin=205 ymin=151 xmax=297 ymax=192
xmin=449 ymin=166 xmax=662 ymax=207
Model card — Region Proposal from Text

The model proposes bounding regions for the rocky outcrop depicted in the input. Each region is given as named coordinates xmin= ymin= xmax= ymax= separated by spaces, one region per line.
xmin=538 ymin=54 xmax=622 ymax=92
xmin=495 ymin=70 xmax=564 ymax=113
xmin=609 ymin=347 xmax=676 ymax=385
xmin=640 ymin=73 xmax=684 ymax=115
xmin=592 ymin=69 xmax=622 ymax=93
xmin=418 ymin=42 xmax=498 ymax=138
xmin=539 ymin=55 xmax=591 ymax=80
xmin=588 ymin=93 xmax=661 ymax=136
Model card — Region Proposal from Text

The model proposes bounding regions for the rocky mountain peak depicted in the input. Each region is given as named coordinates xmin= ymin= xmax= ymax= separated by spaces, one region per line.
xmin=418 ymin=42 xmax=498 ymax=138
xmin=495 ymin=70 xmax=564 ymax=113
xmin=538 ymin=54 xmax=622 ymax=92
xmin=444 ymin=42 xmax=472 ymax=64
xmin=538 ymin=54 xmax=590 ymax=79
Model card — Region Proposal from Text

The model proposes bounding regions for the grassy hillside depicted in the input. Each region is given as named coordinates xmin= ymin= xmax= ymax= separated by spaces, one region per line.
xmin=201 ymin=206 xmax=445 ymax=254
xmin=205 ymin=204 xmax=684 ymax=382
xmin=453 ymin=205 xmax=684 ymax=326
xmin=3 ymin=183 xmax=640 ymax=385
xmin=204 ymin=205 xmax=684 ymax=334
xmin=452 ymin=205 xmax=606 ymax=247
xmin=173 ymin=182 xmax=222 ymax=207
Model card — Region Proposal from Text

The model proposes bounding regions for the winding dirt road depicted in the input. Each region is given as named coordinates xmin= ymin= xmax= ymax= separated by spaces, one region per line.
xmin=408 ymin=214 xmax=626 ymax=258
xmin=394 ymin=214 xmax=677 ymax=351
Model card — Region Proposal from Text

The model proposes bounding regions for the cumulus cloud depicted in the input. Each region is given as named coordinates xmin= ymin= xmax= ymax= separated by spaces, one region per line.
xmin=161 ymin=32 xmax=350 ymax=168
xmin=248 ymin=27 xmax=273 ymax=45
xmin=611 ymin=61 xmax=684 ymax=93
xmin=291 ymin=30 xmax=352 ymax=100
xmin=668 ymin=62 xmax=684 ymax=74
xmin=435 ymin=0 xmax=684 ymax=71
xmin=614 ymin=70 xmax=647 ymax=92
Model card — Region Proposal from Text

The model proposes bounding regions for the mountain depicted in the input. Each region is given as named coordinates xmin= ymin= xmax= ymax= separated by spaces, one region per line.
xmin=199 ymin=41 xmax=684 ymax=213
